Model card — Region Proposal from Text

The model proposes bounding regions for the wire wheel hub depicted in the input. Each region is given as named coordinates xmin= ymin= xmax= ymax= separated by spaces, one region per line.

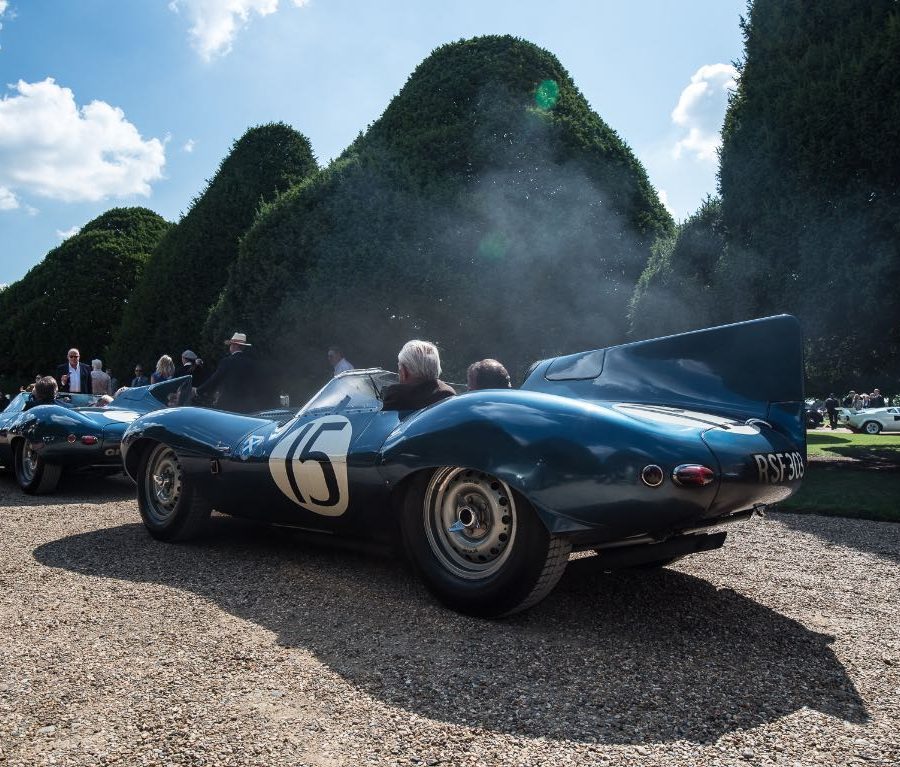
xmin=20 ymin=445 xmax=38 ymax=484
xmin=145 ymin=447 xmax=183 ymax=524
xmin=423 ymin=468 xmax=517 ymax=580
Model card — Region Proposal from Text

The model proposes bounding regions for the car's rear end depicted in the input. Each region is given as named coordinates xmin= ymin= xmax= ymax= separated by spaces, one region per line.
xmin=33 ymin=408 xmax=138 ymax=470
xmin=519 ymin=315 xmax=806 ymax=560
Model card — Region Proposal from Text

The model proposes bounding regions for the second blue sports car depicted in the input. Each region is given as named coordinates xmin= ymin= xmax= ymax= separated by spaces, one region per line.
xmin=0 ymin=377 xmax=191 ymax=494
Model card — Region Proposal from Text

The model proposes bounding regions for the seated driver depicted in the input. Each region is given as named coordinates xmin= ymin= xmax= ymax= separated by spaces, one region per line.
xmin=27 ymin=376 xmax=58 ymax=408
xmin=381 ymin=340 xmax=456 ymax=411
xmin=467 ymin=359 xmax=512 ymax=390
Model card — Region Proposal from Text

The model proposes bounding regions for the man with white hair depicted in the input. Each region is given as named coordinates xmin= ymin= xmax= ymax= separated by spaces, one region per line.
xmin=381 ymin=340 xmax=456 ymax=411
xmin=90 ymin=359 xmax=112 ymax=395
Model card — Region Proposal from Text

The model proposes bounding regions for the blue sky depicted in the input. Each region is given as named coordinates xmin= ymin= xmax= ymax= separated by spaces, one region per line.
xmin=0 ymin=0 xmax=745 ymax=285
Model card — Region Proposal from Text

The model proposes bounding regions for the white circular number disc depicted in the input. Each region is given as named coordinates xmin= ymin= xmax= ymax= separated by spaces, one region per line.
xmin=268 ymin=415 xmax=352 ymax=516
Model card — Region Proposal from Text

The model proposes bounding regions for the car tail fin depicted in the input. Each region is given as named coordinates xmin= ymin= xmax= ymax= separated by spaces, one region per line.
xmin=520 ymin=315 xmax=806 ymax=450
xmin=115 ymin=375 xmax=193 ymax=411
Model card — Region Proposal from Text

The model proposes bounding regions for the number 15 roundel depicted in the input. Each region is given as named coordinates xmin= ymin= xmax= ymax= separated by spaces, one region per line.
xmin=268 ymin=416 xmax=352 ymax=516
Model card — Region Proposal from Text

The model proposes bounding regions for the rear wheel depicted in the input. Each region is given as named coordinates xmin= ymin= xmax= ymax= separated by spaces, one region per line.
xmin=863 ymin=421 xmax=882 ymax=435
xmin=400 ymin=467 xmax=571 ymax=617
xmin=14 ymin=441 xmax=61 ymax=494
xmin=137 ymin=443 xmax=211 ymax=541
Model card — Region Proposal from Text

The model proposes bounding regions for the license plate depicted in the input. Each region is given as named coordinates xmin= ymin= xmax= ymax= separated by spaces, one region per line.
xmin=753 ymin=451 xmax=805 ymax=484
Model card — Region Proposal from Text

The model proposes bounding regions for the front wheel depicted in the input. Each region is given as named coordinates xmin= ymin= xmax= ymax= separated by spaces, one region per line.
xmin=137 ymin=443 xmax=211 ymax=541
xmin=400 ymin=467 xmax=571 ymax=617
xmin=863 ymin=421 xmax=882 ymax=435
xmin=14 ymin=441 xmax=61 ymax=494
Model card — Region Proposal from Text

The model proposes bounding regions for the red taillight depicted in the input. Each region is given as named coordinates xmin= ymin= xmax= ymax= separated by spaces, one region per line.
xmin=672 ymin=464 xmax=715 ymax=487
xmin=80 ymin=435 xmax=98 ymax=445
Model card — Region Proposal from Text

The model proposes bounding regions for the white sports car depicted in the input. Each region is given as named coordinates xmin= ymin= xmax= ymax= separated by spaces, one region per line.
xmin=837 ymin=407 xmax=900 ymax=434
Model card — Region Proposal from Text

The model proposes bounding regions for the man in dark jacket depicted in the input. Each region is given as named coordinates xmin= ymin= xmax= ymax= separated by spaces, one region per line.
xmin=381 ymin=340 xmax=455 ymax=411
xmin=56 ymin=348 xmax=93 ymax=393
xmin=179 ymin=349 xmax=209 ymax=387
xmin=195 ymin=332 xmax=257 ymax=413
xmin=131 ymin=365 xmax=149 ymax=387
xmin=824 ymin=393 xmax=839 ymax=430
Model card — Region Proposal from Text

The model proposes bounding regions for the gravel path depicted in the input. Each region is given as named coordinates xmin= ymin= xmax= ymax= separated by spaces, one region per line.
xmin=1 ymin=472 xmax=898 ymax=766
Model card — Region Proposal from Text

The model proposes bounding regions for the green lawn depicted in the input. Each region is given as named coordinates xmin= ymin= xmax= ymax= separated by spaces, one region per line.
xmin=806 ymin=430 xmax=900 ymax=459
xmin=778 ymin=431 xmax=900 ymax=522
xmin=780 ymin=465 xmax=900 ymax=522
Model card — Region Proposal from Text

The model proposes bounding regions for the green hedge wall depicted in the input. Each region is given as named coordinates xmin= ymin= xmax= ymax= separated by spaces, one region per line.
xmin=206 ymin=36 xmax=673 ymax=394
xmin=0 ymin=207 xmax=171 ymax=383
xmin=107 ymin=123 xmax=318 ymax=373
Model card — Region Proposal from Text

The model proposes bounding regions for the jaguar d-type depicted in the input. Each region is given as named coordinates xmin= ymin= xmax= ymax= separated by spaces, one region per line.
xmin=121 ymin=316 xmax=806 ymax=616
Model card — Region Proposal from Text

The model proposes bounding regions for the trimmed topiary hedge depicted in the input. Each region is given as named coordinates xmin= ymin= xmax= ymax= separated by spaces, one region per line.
xmin=108 ymin=123 xmax=318 ymax=374
xmin=0 ymin=207 xmax=171 ymax=382
xmin=207 ymin=36 xmax=672 ymax=395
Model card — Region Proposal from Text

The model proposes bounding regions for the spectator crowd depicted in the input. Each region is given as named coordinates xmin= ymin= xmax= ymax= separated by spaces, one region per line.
xmin=3 ymin=331 xmax=896 ymax=433
xmin=0 ymin=333 xmax=516 ymax=414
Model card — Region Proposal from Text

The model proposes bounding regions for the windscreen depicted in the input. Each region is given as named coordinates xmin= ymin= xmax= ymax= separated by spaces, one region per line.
xmin=299 ymin=370 xmax=398 ymax=415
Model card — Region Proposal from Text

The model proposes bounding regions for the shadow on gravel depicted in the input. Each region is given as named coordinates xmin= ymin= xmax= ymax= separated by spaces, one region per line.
xmin=773 ymin=512 xmax=900 ymax=562
xmin=0 ymin=471 xmax=134 ymax=507
xmin=34 ymin=516 xmax=868 ymax=745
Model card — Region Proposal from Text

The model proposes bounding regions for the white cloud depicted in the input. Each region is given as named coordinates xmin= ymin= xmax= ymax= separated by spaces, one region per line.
xmin=170 ymin=0 xmax=310 ymax=61
xmin=672 ymin=63 xmax=738 ymax=162
xmin=0 ymin=78 xmax=166 ymax=203
xmin=0 ymin=185 xmax=17 ymax=210
xmin=56 ymin=225 xmax=81 ymax=240
xmin=183 ymin=138 xmax=196 ymax=152
xmin=657 ymin=188 xmax=674 ymax=216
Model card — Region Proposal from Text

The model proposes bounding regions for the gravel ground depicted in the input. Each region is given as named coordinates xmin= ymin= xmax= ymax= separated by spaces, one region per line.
xmin=1 ymin=472 xmax=898 ymax=767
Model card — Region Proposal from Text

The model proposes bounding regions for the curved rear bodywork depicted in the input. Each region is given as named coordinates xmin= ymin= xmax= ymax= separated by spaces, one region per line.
xmin=377 ymin=315 xmax=805 ymax=545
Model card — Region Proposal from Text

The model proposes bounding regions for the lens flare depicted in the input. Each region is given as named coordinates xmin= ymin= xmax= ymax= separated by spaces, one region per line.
xmin=478 ymin=231 xmax=509 ymax=261
xmin=535 ymin=79 xmax=560 ymax=110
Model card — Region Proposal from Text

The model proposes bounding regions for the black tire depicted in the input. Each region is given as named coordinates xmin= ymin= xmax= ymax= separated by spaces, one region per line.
xmin=863 ymin=421 xmax=882 ymax=435
xmin=400 ymin=467 xmax=571 ymax=617
xmin=137 ymin=443 xmax=211 ymax=541
xmin=14 ymin=440 xmax=62 ymax=494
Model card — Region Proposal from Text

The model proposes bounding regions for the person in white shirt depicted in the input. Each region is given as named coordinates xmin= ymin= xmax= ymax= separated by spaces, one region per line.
xmin=327 ymin=346 xmax=354 ymax=377
xmin=56 ymin=348 xmax=92 ymax=393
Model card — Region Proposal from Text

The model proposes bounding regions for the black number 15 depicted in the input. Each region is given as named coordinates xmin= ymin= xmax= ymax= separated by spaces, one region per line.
xmin=284 ymin=420 xmax=348 ymax=507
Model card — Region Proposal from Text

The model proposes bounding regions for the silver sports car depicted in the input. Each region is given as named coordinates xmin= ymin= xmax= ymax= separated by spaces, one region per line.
xmin=837 ymin=407 xmax=900 ymax=434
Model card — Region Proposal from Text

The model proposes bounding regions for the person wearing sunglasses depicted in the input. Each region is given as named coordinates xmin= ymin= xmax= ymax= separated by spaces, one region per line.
xmin=56 ymin=348 xmax=92 ymax=393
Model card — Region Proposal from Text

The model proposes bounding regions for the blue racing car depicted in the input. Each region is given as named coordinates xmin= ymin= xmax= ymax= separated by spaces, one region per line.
xmin=121 ymin=315 xmax=806 ymax=616
xmin=0 ymin=377 xmax=191 ymax=494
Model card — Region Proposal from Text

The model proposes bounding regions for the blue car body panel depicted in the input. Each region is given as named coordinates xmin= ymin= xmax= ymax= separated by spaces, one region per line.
xmin=122 ymin=316 xmax=806 ymax=550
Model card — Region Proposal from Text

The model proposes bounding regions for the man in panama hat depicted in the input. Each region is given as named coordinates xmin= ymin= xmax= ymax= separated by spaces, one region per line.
xmin=195 ymin=331 xmax=257 ymax=412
